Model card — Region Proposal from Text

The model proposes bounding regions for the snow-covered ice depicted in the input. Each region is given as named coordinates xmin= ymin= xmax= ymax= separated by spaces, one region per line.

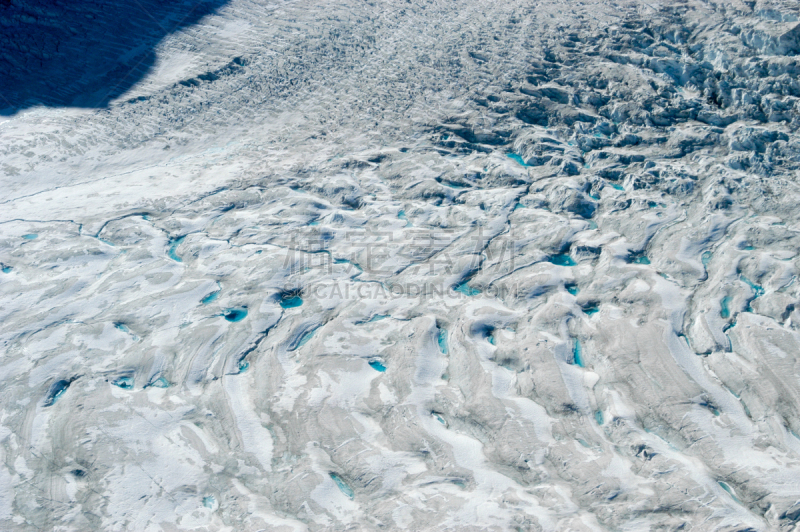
xmin=3 ymin=0 xmax=800 ymax=529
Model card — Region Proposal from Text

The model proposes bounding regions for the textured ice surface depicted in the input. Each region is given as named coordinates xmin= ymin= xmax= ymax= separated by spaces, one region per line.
xmin=4 ymin=0 xmax=800 ymax=530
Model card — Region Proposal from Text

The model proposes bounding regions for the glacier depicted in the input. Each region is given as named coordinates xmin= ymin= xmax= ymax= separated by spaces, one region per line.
xmin=3 ymin=0 xmax=800 ymax=530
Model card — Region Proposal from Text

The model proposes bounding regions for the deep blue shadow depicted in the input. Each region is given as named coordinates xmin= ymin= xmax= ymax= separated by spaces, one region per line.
xmin=0 ymin=0 xmax=230 ymax=114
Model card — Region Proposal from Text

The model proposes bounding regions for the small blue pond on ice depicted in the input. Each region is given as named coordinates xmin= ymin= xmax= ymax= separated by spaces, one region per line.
xmin=201 ymin=290 xmax=220 ymax=305
xmin=329 ymin=473 xmax=354 ymax=499
xmin=740 ymin=275 xmax=764 ymax=297
xmin=280 ymin=295 xmax=303 ymax=309
xmin=112 ymin=376 xmax=133 ymax=390
xmin=398 ymin=209 xmax=411 ymax=226
xmin=582 ymin=303 xmax=600 ymax=315
xmin=718 ymin=481 xmax=741 ymax=503
xmin=566 ymin=284 xmax=579 ymax=295
xmin=454 ymin=281 xmax=480 ymax=296
xmin=437 ymin=328 xmax=448 ymax=354
xmin=572 ymin=339 xmax=584 ymax=367
xmin=146 ymin=377 xmax=170 ymax=388
xmin=720 ymin=296 xmax=732 ymax=319
xmin=168 ymin=236 xmax=185 ymax=262
xmin=223 ymin=308 xmax=248 ymax=322
xmin=740 ymin=275 xmax=764 ymax=312
xmin=369 ymin=360 xmax=387 ymax=372
xmin=44 ymin=380 xmax=71 ymax=406
xmin=550 ymin=254 xmax=576 ymax=266
xmin=507 ymin=153 xmax=530 ymax=167
xmin=296 ymin=328 xmax=318 ymax=348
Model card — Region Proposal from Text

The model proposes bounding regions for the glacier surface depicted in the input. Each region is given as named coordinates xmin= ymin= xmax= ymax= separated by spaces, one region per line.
xmin=3 ymin=0 xmax=800 ymax=530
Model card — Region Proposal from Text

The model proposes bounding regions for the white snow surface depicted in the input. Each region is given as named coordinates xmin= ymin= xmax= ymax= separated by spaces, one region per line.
xmin=3 ymin=0 xmax=800 ymax=530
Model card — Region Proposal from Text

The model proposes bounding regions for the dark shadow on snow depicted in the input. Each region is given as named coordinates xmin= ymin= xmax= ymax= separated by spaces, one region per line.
xmin=0 ymin=0 xmax=230 ymax=114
